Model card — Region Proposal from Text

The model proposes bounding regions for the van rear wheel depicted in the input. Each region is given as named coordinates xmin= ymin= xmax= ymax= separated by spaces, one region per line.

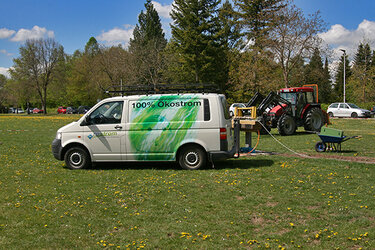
xmin=178 ymin=146 xmax=206 ymax=170
xmin=64 ymin=147 xmax=91 ymax=170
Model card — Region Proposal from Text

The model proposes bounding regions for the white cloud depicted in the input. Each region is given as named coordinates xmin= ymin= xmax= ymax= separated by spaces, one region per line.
xmin=11 ymin=25 xmax=54 ymax=42
xmin=96 ymin=25 xmax=134 ymax=47
xmin=0 ymin=49 xmax=13 ymax=56
xmin=0 ymin=28 xmax=15 ymax=39
xmin=319 ymin=19 xmax=375 ymax=60
xmin=152 ymin=1 xmax=173 ymax=19
xmin=0 ymin=67 xmax=10 ymax=78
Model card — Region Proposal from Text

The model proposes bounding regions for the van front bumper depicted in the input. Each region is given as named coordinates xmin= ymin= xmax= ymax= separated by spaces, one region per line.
xmin=52 ymin=139 xmax=63 ymax=161
xmin=208 ymin=146 xmax=236 ymax=161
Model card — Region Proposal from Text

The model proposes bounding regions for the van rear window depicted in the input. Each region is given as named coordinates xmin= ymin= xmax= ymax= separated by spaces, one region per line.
xmin=220 ymin=96 xmax=230 ymax=120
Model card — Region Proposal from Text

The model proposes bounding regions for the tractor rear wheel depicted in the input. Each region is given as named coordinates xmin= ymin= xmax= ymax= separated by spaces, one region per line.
xmin=304 ymin=107 xmax=324 ymax=132
xmin=277 ymin=114 xmax=296 ymax=136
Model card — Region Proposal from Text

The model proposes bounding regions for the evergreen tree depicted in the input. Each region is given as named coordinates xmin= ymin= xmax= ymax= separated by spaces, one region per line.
xmin=129 ymin=0 xmax=167 ymax=88
xmin=217 ymin=0 xmax=241 ymax=91
xmin=322 ymin=58 xmax=332 ymax=102
xmin=334 ymin=53 xmax=351 ymax=102
xmin=84 ymin=37 xmax=100 ymax=57
xmin=304 ymin=48 xmax=323 ymax=84
xmin=288 ymin=55 xmax=305 ymax=87
xmin=354 ymin=43 xmax=372 ymax=70
xmin=304 ymin=48 xmax=331 ymax=102
xmin=169 ymin=0 xmax=224 ymax=86
xmin=233 ymin=0 xmax=286 ymax=48
xmin=218 ymin=0 xmax=241 ymax=49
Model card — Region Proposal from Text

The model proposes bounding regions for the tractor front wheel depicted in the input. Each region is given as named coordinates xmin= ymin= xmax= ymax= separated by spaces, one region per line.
xmin=277 ymin=114 xmax=296 ymax=136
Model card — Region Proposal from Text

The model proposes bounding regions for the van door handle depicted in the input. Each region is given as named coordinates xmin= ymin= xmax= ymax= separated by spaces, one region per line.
xmin=115 ymin=125 xmax=123 ymax=130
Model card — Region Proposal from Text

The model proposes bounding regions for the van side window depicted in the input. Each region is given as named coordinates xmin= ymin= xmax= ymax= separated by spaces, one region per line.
xmin=89 ymin=101 xmax=123 ymax=125
xmin=204 ymin=99 xmax=210 ymax=121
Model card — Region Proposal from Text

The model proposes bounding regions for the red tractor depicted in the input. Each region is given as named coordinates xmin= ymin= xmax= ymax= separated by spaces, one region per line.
xmin=247 ymin=85 xmax=328 ymax=135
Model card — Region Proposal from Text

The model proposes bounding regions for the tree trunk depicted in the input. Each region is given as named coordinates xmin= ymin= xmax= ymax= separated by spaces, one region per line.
xmin=283 ymin=70 xmax=289 ymax=88
xmin=43 ymin=86 xmax=48 ymax=114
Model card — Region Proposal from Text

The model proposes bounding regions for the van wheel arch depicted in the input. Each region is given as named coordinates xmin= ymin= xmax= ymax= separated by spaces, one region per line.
xmin=177 ymin=143 xmax=207 ymax=170
xmin=62 ymin=143 xmax=92 ymax=169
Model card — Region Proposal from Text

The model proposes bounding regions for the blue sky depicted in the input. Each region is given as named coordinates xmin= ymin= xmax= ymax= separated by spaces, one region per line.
xmin=1 ymin=0 xmax=375 ymax=76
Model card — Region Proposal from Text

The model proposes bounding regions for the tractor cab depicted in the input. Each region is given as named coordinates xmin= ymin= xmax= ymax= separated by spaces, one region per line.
xmin=279 ymin=87 xmax=317 ymax=103
xmin=277 ymin=87 xmax=317 ymax=118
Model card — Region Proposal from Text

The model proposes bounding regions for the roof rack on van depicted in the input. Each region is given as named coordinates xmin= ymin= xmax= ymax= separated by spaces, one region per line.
xmin=104 ymin=83 xmax=221 ymax=96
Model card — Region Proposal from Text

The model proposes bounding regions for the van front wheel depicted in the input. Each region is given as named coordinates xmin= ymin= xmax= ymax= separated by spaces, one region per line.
xmin=178 ymin=146 xmax=206 ymax=170
xmin=64 ymin=147 xmax=91 ymax=170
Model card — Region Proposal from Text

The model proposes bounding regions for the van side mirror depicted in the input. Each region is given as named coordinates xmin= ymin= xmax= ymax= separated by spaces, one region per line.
xmin=80 ymin=115 xmax=91 ymax=126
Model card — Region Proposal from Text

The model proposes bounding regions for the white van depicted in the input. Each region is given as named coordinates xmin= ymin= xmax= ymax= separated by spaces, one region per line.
xmin=52 ymin=93 xmax=235 ymax=170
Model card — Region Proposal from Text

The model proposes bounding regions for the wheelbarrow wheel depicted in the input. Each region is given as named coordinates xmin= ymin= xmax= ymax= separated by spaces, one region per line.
xmin=315 ymin=141 xmax=326 ymax=152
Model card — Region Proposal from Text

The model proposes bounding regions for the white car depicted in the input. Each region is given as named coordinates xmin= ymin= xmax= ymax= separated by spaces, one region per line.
xmin=327 ymin=103 xmax=371 ymax=118
xmin=229 ymin=103 xmax=246 ymax=116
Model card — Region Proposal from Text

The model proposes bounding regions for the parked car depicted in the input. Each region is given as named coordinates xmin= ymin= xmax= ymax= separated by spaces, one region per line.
xmin=77 ymin=106 xmax=91 ymax=114
xmin=327 ymin=103 xmax=371 ymax=118
xmin=16 ymin=108 xmax=25 ymax=113
xmin=33 ymin=108 xmax=44 ymax=114
xmin=57 ymin=106 xmax=67 ymax=114
xmin=371 ymin=106 xmax=375 ymax=117
xmin=25 ymin=107 xmax=34 ymax=114
xmin=66 ymin=107 xmax=77 ymax=114
xmin=8 ymin=108 xmax=25 ymax=114
xmin=229 ymin=103 xmax=246 ymax=116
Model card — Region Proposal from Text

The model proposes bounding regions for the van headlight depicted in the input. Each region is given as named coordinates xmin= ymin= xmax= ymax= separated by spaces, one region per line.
xmin=56 ymin=132 xmax=62 ymax=140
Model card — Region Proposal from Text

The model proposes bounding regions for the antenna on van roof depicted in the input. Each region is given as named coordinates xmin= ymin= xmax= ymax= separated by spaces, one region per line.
xmin=104 ymin=83 xmax=221 ymax=96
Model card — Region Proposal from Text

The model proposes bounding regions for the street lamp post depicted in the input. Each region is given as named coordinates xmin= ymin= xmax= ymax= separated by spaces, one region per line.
xmin=340 ymin=49 xmax=346 ymax=103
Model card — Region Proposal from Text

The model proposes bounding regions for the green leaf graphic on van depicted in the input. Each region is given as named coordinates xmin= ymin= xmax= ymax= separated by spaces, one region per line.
xmin=129 ymin=95 xmax=201 ymax=160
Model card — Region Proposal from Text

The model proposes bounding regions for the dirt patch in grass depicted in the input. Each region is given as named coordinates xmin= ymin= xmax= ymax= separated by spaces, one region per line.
xmin=306 ymin=153 xmax=375 ymax=164
xmin=246 ymin=152 xmax=375 ymax=164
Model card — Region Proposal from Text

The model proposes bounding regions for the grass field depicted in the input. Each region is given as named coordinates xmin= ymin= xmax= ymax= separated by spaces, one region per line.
xmin=0 ymin=114 xmax=374 ymax=249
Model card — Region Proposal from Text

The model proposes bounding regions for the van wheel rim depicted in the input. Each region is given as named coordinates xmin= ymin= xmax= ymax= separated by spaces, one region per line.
xmin=70 ymin=152 xmax=82 ymax=166
xmin=185 ymin=152 xmax=199 ymax=166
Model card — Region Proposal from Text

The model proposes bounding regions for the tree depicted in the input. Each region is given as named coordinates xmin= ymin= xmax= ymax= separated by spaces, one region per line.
xmin=85 ymin=37 xmax=100 ymax=56
xmin=303 ymin=48 xmax=331 ymax=102
xmin=217 ymin=0 xmax=241 ymax=92
xmin=349 ymin=42 xmax=374 ymax=102
xmin=288 ymin=55 xmax=305 ymax=87
xmin=129 ymin=0 xmax=167 ymax=88
xmin=233 ymin=0 xmax=286 ymax=48
xmin=0 ymin=74 xmax=7 ymax=112
xmin=97 ymin=46 xmax=137 ymax=90
xmin=10 ymin=38 xmax=65 ymax=114
xmin=169 ymin=0 xmax=224 ymax=86
xmin=268 ymin=4 xmax=325 ymax=87
xmin=321 ymin=58 xmax=332 ymax=102
xmin=227 ymin=49 xmax=281 ymax=103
